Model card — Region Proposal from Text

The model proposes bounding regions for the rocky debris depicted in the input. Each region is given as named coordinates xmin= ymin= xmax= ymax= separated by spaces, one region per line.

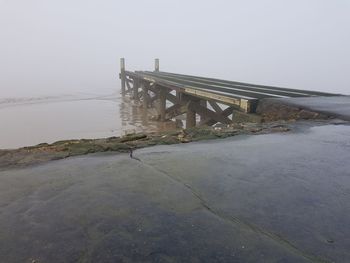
xmin=256 ymin=99 xmax=331 ymax=122
xmin=177 ymin=129 xmax=192 ymax=143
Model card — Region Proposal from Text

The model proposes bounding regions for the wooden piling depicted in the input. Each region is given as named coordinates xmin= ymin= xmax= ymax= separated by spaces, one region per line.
xmin=142 ymin=82 xmax=149 ymax=110
xmin=186 ymin=107 xmax=196 ymax=128
xmin=133 ymin=78 xmax=139 ymax=100
xmin=182 ymin=94 xmax=196 ymax=128
xmin=159 ymin=87 xmax=166 ymax=121
xmin=120 ymin=58 xmax=126 ymax=94
xmin=176 ymin=90 xmax=181 ymax=101
xmin=155 ymin=58 xmax=160 ymax=72
xmin=200 ymin=100 xmax=207 ymax=122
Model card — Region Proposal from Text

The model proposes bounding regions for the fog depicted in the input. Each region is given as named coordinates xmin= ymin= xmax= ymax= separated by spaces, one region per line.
xmin=0 ymin=0 xmax=349 ymax=97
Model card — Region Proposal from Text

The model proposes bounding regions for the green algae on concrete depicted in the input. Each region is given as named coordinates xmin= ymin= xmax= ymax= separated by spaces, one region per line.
xmin=0 ymin=122 xmax=294 ymax=170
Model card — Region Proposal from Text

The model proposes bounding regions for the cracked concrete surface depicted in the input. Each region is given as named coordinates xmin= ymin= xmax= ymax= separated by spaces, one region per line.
xmin=0 ymin=124 xmax=349 ymax=262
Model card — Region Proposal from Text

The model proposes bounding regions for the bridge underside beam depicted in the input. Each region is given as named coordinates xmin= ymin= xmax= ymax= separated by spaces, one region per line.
xmin=199 ymin=106 xmax=233 ymax=126
xmin=151 ymin=87 xmax=234 ymax=127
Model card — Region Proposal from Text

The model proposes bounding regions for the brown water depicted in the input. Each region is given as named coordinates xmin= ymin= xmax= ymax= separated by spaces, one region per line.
xmin=0 ymin=93 xmax=177 ymax=149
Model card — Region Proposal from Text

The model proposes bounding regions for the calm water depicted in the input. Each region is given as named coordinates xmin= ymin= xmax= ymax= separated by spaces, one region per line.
xmin=0 ymin=93 xmax=177 ymax=149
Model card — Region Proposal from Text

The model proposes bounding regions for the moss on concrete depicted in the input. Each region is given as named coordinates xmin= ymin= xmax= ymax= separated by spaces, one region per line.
xmin=0 ymin=122 xmax=295 ymax=171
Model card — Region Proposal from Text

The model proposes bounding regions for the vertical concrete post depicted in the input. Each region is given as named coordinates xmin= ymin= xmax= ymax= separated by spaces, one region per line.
xmin=159 ymin=87 xmax=166 ymax=121
xmin=142 ymin=83 xmax=149 ymax=110
xmin=133 ymin=78 xmax=139 ymax=100
xmin=120 ymin=58 xmax=126 ymax=94
xmin=155 ymin=58 xmax=160 ymax=72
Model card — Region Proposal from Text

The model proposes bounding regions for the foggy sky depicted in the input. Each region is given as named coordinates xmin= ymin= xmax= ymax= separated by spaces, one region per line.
xmin=0 ymin=0 xmax=349 ymax=97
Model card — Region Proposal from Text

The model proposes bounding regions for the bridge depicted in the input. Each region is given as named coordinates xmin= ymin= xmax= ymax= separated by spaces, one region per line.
xmin=119 ymin=58 xmax=336 ymax=128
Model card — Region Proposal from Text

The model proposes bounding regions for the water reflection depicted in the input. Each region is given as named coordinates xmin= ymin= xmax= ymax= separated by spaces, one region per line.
xmin=0 ymin=93 xmax=178 ymax=149
xmin=119 ymin=95 xmax=178 ymax=135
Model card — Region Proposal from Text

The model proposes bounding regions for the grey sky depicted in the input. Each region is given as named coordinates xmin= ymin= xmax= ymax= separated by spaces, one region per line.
xmin=0 ymin=0 xmax=349 ymax=97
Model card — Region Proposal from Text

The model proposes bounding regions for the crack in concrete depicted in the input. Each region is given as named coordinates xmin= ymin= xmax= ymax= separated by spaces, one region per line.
xmin=135 ymin=156 xmax=331 ymax=263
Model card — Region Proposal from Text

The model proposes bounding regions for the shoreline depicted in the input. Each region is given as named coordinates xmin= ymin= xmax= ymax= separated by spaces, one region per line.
xmin=1 ymin=119 xmax=345 ymax=171
xmin=2 ymin=94 xmax=350 ymax=171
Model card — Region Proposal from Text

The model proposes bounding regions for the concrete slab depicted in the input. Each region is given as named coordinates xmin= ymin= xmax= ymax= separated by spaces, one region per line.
xmin=0 ymin=124 xmax=349 ymax=262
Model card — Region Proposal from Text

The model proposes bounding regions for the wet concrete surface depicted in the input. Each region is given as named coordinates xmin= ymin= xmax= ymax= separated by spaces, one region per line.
xmin=0 ymin=124 xmax=349 ymax=262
